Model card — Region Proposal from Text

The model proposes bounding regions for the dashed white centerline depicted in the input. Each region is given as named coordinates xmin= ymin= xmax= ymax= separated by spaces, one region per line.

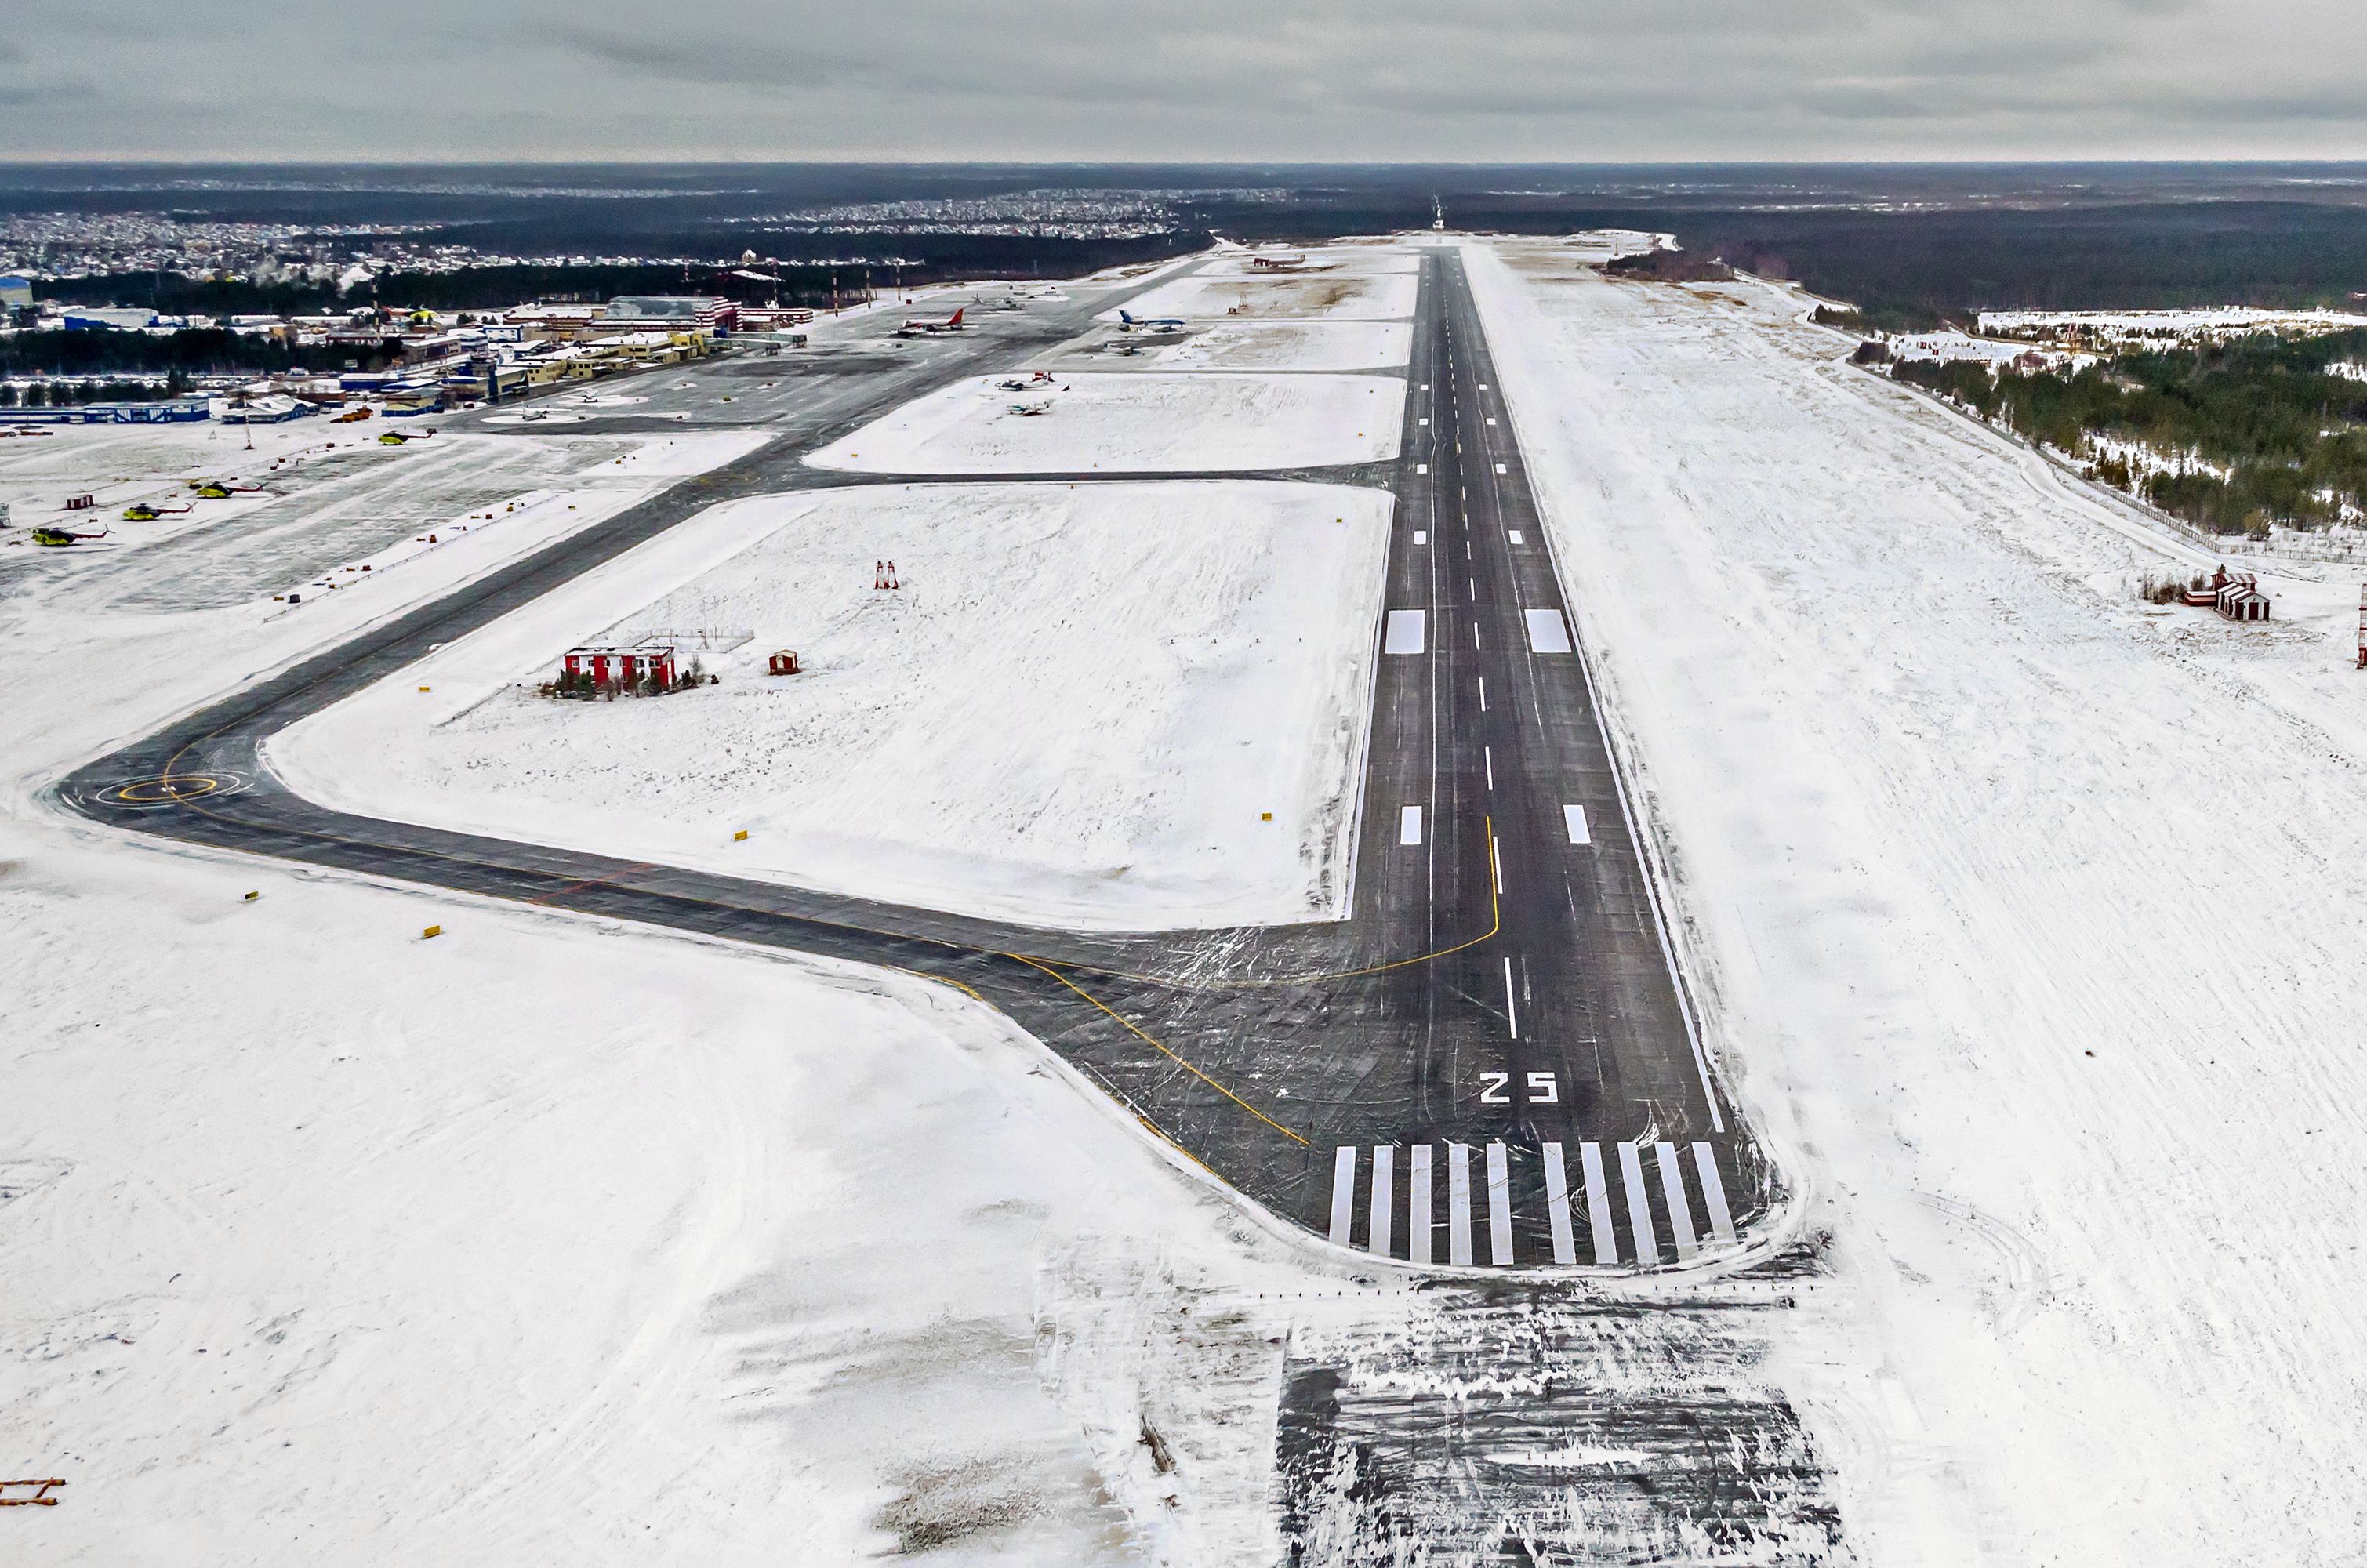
xmin=1490 ymin=834 xmax=1503 ymax=894
xmin=1502 ymin=956 xmax=1519 ymax=1037
xmin=1478 ymin=677 xmax=1487 ymax=711
xmin=1484 ymin=746 xmax=1494 ymax=790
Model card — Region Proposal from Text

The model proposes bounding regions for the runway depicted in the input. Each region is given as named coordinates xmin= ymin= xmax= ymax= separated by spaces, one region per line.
xmin=59 ymin=249 xmax=1773 ymax=1272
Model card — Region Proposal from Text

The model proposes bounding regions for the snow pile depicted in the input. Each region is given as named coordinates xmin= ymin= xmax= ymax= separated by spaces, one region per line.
xmin=805 ymin=372 xmax=1403 ymax=474
xmin=1468 ymin=235 xmax=2367 ymax=1564
xmin=274 ymin=480 xmax=1394 ymax=931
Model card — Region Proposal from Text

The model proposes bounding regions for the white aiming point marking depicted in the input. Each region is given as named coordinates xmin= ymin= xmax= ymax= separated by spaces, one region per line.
xmin=1564 ymin=804 xmax=1591 ymax=844
xmin=1525 ymin=608 xmax=1573 ymax=653
xmin=1400 ymin=806 xmax=1423 ymax=845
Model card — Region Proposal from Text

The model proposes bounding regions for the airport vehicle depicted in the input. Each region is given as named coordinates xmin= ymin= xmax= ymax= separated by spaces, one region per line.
xmin=332 ymin=408 xmax=373 ymax=424
xmin=893 ymin=307 xmax=966 ymax=338
xmin=1007 ymin=400 xmax=1054 ymax=416
xmin=1117 ymin=310 xmax=1185 ymax=332
xmin=31 ymin=526 xmax=107 ymax=546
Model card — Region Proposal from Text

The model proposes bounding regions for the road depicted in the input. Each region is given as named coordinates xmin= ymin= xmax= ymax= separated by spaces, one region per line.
xmin=57 ymin=248 xmax=1770 ymax=1272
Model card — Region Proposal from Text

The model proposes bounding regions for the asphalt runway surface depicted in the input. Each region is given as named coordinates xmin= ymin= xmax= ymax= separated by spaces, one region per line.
xmin=58 ymin=249 xmax=1773 ymax=1273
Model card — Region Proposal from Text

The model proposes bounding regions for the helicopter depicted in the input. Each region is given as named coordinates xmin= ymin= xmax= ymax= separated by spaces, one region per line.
xmin=31 ymin=525 xmax=108 ymax=546
xmin=122 ymin=500 xmax=192 ymax=521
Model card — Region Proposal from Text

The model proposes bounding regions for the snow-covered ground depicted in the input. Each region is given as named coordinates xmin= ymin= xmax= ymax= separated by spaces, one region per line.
xmin=1 ymin=421 xmax=763 ymax=611
xmin=272 ymin=480 xmax=1393 ymax=931
xmin=1885 ymin=326 xmax=2089 ymax=372
xmin=1469 ymin=234 xmax=2367 ymax=1565
xmin=1101 ymin=270 xmax=1419 ymax=325
xmin=1135 ymin=321 xmax=1413 ymax=372
xmin=805 ymin=372 xmax=1403 ymax=474
xmin=1979 ymin=304 xmax=2367 ymax=342
xmin=0 ymin=511 xmax=1345 ymax=1561
xmin=1198 ymin=248 xmax=1424 ymax=278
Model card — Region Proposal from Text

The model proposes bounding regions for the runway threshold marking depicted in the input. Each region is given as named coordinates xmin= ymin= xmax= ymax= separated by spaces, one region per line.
xmin=1448 ymin=1142 xmax=1475 ymax=1266
xmin=1369 ymin=1145 xmax=1395 ymax=1257
xmin=1582 ymin=1142 xmax=1619 ymax=1265
xmin=1410 ymin=1144 xmax=1434 ymax=1265
xmin=1618 ymin=1142 xmax=1659 ymax=1262
xmin=1542 ymin=1142 xmax=1579 ymax=1265
xmin=1657 ymin=1142 xmax=1701 ymax=1262
xmin=1384 ymin=609 xmax=1427 ymax=654
xmin=1525 ymin=608 xmax=1574 ymax=654
xmin=1694 ymin=1142 xmax=1738 ymax=1243
xmin=1485 ymin=1142 xmax=1516 ymax=1265
xmin=1329 ymin=1147 xmax=1357 ymax=1243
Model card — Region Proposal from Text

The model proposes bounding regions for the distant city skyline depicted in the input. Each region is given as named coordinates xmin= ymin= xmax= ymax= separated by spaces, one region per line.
xmin=4 ymin=0 xmax=2364 ymax=162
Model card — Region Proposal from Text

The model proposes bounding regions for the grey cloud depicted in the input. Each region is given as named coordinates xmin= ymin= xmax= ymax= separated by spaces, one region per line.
xmin=0 ymin=0 xmax=2362 ymax=159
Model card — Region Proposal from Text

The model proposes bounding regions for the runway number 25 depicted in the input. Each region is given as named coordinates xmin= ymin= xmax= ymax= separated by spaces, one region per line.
xmin=1479 ymin=1072 xmax=1559 ymax=1104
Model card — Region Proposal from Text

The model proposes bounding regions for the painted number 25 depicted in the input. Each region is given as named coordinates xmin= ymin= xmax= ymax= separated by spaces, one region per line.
xmin=1479 ymin=1071 xmax=1559 ymax=1104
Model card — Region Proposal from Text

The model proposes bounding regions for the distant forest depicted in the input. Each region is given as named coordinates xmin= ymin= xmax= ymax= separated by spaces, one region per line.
xmin=1875 ymin=330 xmax=2367 ymax=534
xmin=1697 ymin=204 xmax=2367 ymax=332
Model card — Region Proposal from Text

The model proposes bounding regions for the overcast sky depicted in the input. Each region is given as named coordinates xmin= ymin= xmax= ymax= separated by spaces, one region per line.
xmin=5 ymin=0 xmax=2364 ymax=162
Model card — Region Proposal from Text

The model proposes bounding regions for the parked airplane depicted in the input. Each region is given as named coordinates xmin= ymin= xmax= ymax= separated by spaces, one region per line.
xmin=894 ymin=307 xmax=966 ymax=337
xmin=1007 ymin=400 xmax=1054 ymax=417
xmin=1117 ymin=310 xmax=1185 ymax=332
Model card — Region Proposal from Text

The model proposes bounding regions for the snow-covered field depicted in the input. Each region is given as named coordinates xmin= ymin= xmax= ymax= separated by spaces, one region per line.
xmin=1 ymin=421 xmax=763 ymax=609
xmin=1137 ymin=321 xmax=1413 ymax=372
xmin=1470 ymin=234 xmax=2367 ymax=1565
xmin=1200 ymin=247 xmax=1424 ymax=278
xmin=272 ymin=480 xmax=1393 ymax=931
xmin=0 ymin=519 xmax=1341 ymax=1561
xmin=1979 ymin=304 xmax=2367 ymax=341
xmin=1102 ymin=270 xmax=1419 ymax=324
xmin=805 ymin=372 xmax=1403 ymax=474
